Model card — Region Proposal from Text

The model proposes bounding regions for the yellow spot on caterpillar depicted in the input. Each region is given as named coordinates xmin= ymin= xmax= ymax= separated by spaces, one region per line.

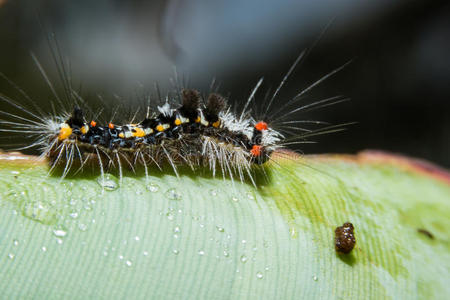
xmin=156 ymin=124 xmax=170 ymax=132
xmin=132 ymin=127 xmax=145 ymax=137
xmin=80 ymin=125 xmax=89 ymax=134
xmin=58 ymin=124 xmax=72 ymax=141
xmin=119 ymin=133 xmax=125 ymax=138
xmin=174 ymin=119 xmax=182 ymax=126
xmin=212 ymin=120 xmax=220 ymax=128
xmin=195 ymin=116 xmax=201 ymax=123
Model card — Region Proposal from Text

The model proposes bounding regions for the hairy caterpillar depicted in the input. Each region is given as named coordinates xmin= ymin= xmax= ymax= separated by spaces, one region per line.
xmin=0 ymin=48 xmax=350 ymax=185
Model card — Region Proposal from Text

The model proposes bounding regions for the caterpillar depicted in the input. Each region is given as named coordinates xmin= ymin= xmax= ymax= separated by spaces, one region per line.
xmin=0 ymin=50 xmax=350 ymax=185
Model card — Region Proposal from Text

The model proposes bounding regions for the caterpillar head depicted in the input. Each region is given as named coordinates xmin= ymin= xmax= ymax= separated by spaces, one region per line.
xmin=250 ymin=121 xmax=271 ymax=164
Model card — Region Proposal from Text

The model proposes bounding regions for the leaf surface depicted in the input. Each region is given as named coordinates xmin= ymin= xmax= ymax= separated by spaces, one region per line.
xmin=0 ymin=151 xmax=448 ymax=299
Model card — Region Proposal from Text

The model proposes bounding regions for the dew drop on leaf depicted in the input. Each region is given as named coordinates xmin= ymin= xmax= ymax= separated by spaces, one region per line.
xmin=78 ymin=223 xmax=87 ymax=231
xmin=96 ymin=174 xmax=119 ymax=191
xmin=146 ymin=183 xmax=159 ymax=192
xmin=165 ymin=188 xmax=181 ymax=200
xmin=53 ymin=227 xmax=67 ymax=238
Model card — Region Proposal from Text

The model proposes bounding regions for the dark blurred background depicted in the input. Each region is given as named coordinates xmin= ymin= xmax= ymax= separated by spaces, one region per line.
xmin=0 ymin=0 xmax=449 ymax=167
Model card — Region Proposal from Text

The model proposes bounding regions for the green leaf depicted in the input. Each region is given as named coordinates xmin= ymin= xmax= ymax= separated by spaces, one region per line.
xmin=0 ymin=151 xmax=448 ymax=299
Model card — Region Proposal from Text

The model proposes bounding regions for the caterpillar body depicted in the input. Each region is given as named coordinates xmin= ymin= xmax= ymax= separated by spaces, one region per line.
xmin=49 ymin=89 xmax=281 ymax=181
xmin=0 ymin=51 xmax=350 ymax=184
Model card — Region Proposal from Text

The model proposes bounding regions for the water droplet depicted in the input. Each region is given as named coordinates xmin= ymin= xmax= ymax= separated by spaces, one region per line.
xmin=13 ymin=239 xmax=19 ymax=246
xmin=252 ymin=247 xmax=258 ymax=252
xmin=56 ymin=238 xmax=63 ymax=245
xmin=240 ymin=255 xmax=248 ymax=263
xmin=8 ymin=253 xmax=15 ymax=259
xmin=216 ymin=226 xmax=224 ymax=232
xmin=198 ymin=250 xmax=205 ymax=256
xmin=97 ymin=174 xmax=119 ymax=191
xmin=265 ymin=266 xmax=270 ymax=271
xmin=290 ymin=227 xmax=297 ymax=238
xmin=165 ymin=188 xmax=181 ymax=200
xmin=210 ymin=189 xmax=218 ymax=196
xmin=119 ymin=255 xmax=124 ymax=260
xmin=134 ymin=236 xmax=140 ymax=241
xmin=232 ymin=196 xmax=239 ymax=202
xmin=313 ymin=275 xmax=318 ymax=281
xmin=69 ymin=211 xmax=79 ymax=219
xmin=53 ymin=227 xmax=67 ymax=238
xmin=78 ymin=223 xmax=87 ymax=231
xmin=173 ymin=249 xmax=179 ymax=255
xmin=146 ymin=183 xmax=159 ymax=192
xmin=21 ymin=201 xmax=56 ymax=224
xmin=126 ymin=260 xmax=132 ymax=267
xmin=242 ymin=240 xmax=247 ymax=244
xmin=246 ymin=192 xmax=254 ymax=200
xmin=11 ymin=170 xmax=20 ymax=175
xmin=166 ymin=212 xmax=174 ymax=221
xmin=143 ymin=251 xmax=149 ymax=256
xmin=223 ymin=250 xmax=229 ymax=257
xmin=103 ymin=251 xmax=108 ymax=256
xmin=41 ymin=246 xmax=47 ymax=252
xmin=173 ymin=226 xmax=181 ymax=233
xmin=256 ymin=271 xmax=263 ymax=279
